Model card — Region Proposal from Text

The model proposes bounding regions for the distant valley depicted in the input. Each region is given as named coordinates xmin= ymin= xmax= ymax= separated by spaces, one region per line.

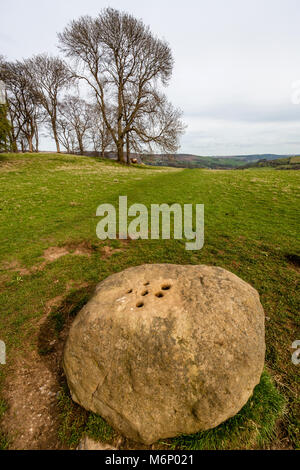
xmin=101 ymin=152 xmax=297 ymax=169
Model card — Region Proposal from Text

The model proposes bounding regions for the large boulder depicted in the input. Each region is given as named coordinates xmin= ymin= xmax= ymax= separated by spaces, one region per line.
xmin=63 ymin=264 xmax=265 ymax=444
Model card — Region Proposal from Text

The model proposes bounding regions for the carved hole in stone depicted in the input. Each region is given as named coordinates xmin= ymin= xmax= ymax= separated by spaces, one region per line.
xmin=127 ymin=289 xmax=133 ymax=293
xmin=161 ymin=284 xmax=171 ymax=291
xmin=144 ymin=281 xmax=150 ymax=286
xmin=155 ymin=292 xmax=164 ymax=298
xmin=136 ymin=301 xmax=144 ymax=308
xmin=141 ymin=290 xmax=149 ymax=296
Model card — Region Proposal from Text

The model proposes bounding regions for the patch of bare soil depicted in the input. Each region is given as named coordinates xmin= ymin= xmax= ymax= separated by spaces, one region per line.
xmin=2 ymin=240 xmax=131 ymax=281
xmin=101 ymin=245 xmax=122 ymax=258
xmin=2 ymin=350 xmax=62 ymax=450
xmin=2 ymin=242 xmax=96 ymax=279
xmin=1 ymin=283 xmax=94 ymax=450
xmin=2 ymin=260 xmax=31 ymax=276
xmin=100 ymin=237 xmax=135 ymax=259
xmin=43 ymin=246 xmax=70 ymax=261
xmin=43 ymin=241 xmax=94 ymax=262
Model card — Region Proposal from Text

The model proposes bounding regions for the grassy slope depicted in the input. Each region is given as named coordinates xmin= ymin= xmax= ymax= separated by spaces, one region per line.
xmin=241 ymin=155 xmax=300 ymax=170
xmin=0 ymin=153 xmax=299 ymax=449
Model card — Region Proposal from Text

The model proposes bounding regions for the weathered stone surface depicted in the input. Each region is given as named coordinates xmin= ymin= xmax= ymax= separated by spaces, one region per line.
xmin=63 ymin=264 xmax=265 ymax=444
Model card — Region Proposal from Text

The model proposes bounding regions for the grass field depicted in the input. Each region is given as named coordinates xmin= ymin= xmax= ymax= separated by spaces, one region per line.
xmin=0 ymin=152 xmax=299 ymax=450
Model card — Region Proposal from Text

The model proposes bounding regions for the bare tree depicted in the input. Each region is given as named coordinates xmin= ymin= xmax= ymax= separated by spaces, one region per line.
xmin=25 ymin=54 xmax=74 ymax=153
xmin=0 ymin=60 xmax=41 ymax=152
xmin=0 ymin=63 xmax=14 ymax=152
xmin=128 ymin=91 xmax=185 ymax=155
xmin=58 ymin=8 xmax=182 ymax=163
xmin=58 ymin=95 xmax=91 ymax=154
xmin=56 ymin=115 xmax=77 ymax=154
xmin=88 ymin=103 xmax=113 ymax=157
xmin=0 ymin=99 xmax=11 ymax=152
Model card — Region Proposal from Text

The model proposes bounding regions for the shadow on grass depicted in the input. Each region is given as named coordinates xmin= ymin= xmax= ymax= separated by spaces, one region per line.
xmin=285 ymin=253 xmax=300 ymax=269
xmin=38 ymin=285 xmax=96 ymax=357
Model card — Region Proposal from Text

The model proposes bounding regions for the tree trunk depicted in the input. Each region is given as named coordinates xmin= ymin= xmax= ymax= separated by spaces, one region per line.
xmin=117 ymin=139 xmax=125 ymax=163
xmin=77 ymin=133 xmax=84 ymax=155
xmin=117 ymin=83 xmax=125 ymax=163
xmin=27 ymin=135 xmax=33 ymax=153
xmin=8 ymin=117 xmax=18 ymax=152
xmin=52 ymin=119 xmax=61 ymax=153
xmin=126 ymin=134 xmax=130 ymax=165
xmin=9 ymin=132 xmax=18 ymax=152
xmin=35 ymin=121 xmax=39 ymax=152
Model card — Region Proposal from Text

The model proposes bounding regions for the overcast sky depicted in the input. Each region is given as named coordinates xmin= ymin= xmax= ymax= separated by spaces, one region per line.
xmin=2 ymin=0 xmax=300 ymax=155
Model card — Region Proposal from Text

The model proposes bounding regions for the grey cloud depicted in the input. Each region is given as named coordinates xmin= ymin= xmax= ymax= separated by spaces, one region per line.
xmin=185 ymin=103 xmax=300 ymax=123
xmin=2 ymin=0 xmax=300 ymax=155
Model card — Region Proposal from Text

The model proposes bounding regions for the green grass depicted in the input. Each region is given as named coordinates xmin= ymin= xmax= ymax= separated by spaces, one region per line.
xmin=57 ymin=383 xmax=115 ymax=448
xmin=56 ymin=383 xmax=88 ymax=448
xmin=0 ymin=433 xmax=9 ymax=450
xmin=0 ymin=152 xmax=299 ymax=449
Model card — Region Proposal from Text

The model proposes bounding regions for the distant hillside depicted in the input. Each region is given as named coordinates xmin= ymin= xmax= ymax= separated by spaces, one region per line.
xmin=78 ymin=151 xmax=296 ymax=169
xmin=99 ymin=152 xmax=293 ymax=169
xmin=240 ymin=155 xmax=300 ymax=170
xmin=139 ymin=153 xmax=293 ymax=169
